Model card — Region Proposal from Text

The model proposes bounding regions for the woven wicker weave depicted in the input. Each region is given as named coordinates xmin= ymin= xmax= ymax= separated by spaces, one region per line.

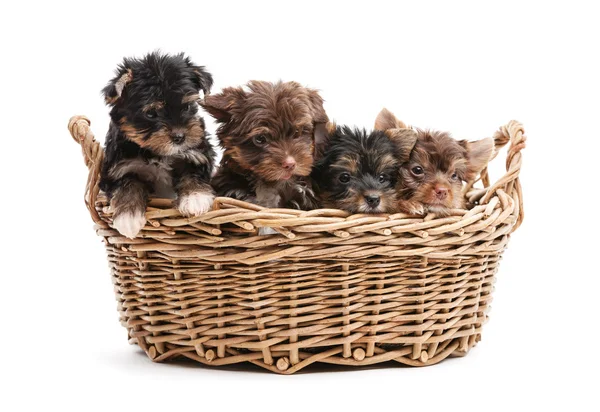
xmin=68 ymin=115 xmax=525 ymax=374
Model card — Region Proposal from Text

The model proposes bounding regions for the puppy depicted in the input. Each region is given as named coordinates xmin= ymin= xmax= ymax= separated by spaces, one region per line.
xmin=375 ymin=108 xmax=494 ymax=216
xmin=312 ymin=125 xmax=417 ymax=213
xmin=99 ymin=52 xmax=216 ymax=238
xmin=202 ymin=80 xmax=328 ymax=210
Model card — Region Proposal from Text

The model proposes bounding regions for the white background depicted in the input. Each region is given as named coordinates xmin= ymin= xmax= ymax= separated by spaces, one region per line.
xmin=1 ymin=1 xmax=598 ymax=411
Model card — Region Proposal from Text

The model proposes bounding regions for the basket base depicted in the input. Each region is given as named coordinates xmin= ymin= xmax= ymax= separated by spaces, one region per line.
xmin=127 ymin=333 xmax=481 ymax=374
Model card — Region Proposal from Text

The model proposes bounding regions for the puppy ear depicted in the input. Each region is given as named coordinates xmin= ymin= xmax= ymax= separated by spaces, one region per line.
xmin=460 ymin=137 xmax=494 ymax=179
xmin=306 ymin=89 xmax=329 ymax=160
xmin=307 ymin=89 xmax=328 ymax=124
xmin=180 ymin=54 xmax=213 ymax=96
xmin=201 ymin=87 xmax=246 ymax=122
xmin=102 ymin=68 xmax=133 ymax=106
xmin=374 ymin=108 xmax=407 ymax=131
xmin=385 ymin=128 xmax=418 ymax=164
xmin=192 ymin=66 xmax=213 ymax=96
xmin=313 ymin=122 xmax=336 ymax=160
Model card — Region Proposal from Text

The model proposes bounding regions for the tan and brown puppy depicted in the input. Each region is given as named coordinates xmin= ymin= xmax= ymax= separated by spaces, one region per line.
xmin=203 ymin=80 xmax=328 ymax=210
xmin=375 ymin=108 xmax=494 ymax=216
xmin=311 ymin=124 xmax=417 ymax=214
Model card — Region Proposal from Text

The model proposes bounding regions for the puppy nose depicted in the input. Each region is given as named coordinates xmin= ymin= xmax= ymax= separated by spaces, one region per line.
xmin=282 ymin=156 xmax=296 ymax=171
xmin=365 ymin=195 xmax=380 ymax=207
xmin=434 ymin=186 xmax=449 ymax=200
xmin=171 ymin=132 xmax=185 ymax=144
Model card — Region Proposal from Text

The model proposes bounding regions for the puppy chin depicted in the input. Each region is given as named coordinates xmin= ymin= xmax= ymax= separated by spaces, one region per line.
xmin=260 ymin=169 xmax=296 ymax=182
xmin=423 ymin=196 xmax=463 ymax=216
xmin=425 ymin=204 xmax=452 ymax=216
xmin=164 ymin=143 xmax=195 ymax=157
xmin=279 ymin=171 xmax=294 ymax=181
xmin=165 ymin=144 xmax=182 ymax=156
xmin=357 ymin=203 xmax=383 ymax=214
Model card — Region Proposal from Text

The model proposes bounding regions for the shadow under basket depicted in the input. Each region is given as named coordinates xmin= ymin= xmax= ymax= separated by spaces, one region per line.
xmin=69 ymin=116 xmax=525 ymax=374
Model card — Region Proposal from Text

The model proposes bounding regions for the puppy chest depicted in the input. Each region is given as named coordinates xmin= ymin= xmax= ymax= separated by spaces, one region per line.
xmin=146 ymin=158 xmax=173 ymax=188
xmin=111 ymin=158 xmax=174 ymax=197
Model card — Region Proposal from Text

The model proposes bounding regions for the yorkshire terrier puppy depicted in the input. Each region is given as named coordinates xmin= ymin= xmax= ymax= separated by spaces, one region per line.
xmin=99 ymin=52 xmax=216 ymax=238
xmin=202 ymin=80 xmax=328 ymax=210
xmin=312 ymin=125 xmax=417 ymax=213
xmin=375 ymin=108 xmax=494 ymax=216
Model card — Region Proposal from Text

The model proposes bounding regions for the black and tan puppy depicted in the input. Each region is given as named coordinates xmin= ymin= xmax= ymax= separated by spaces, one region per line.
xmin=375 ymin=108 xmax=494 ymax=216
xmin=202 ymin=80 xmax=328 ymax=210
xmin=99 ymin=52 xmax=216 ymax=238
xmin=312 ymin=125 xmax=417 ymax=213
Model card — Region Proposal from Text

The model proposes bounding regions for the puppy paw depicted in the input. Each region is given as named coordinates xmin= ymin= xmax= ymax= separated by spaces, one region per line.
xmin=113 ymin=211 xmax=146 ymax=239
xmin=409 ymin=204 xmax=426 ymax=216
xmin=399 ymin=201 xmax=426 ymax=216
xmin=258 ymin=227 xmax=278 ymax=236
xmin=177 ymin=191 xmax=215 ymax=216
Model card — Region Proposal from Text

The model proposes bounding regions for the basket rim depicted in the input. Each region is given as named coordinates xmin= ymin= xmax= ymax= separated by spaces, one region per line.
xmin=68 ymin=115 xmax=525 ymax=238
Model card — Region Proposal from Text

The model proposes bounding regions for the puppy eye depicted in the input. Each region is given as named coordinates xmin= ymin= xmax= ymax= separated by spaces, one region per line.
xmin=451 ymin=172 xmax=459 ymax=180
xmin=184 ymin=103 xmax=193 ymax=112
xmin=378 ymin=173 xmax=390 ymax=183
xmin=145 ymin=109 xmax=157 ymax=119
xmin=339 ymin=173 xmax=351 ymax=184
xmin=253 ymin=135 xmax=267 ymax=145
xmin=411 ymin=166 xmax=424 ymax=176
xmin=294 ymin=127 xmax=310 ymax=139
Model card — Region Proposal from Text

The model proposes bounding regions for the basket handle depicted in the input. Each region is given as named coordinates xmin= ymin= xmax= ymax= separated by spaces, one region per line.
xmin=68 ymin=115 xmax=106 ymax=226
xmin=480 ymin=120 xmax=526 ymax=232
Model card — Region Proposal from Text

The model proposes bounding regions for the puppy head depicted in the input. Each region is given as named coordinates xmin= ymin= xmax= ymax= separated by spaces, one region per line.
xmin=374 ymin=108 xmax=493 ymax=214
xmin=202 ymin=80 xmax=328 ymax=182
xmin=102 ymin=51 xmax=213 ymax=156
xmin=312 ymin=126 xmax=417 ymax=213
xmin=401 ymin=131 xmax=494 ymax=213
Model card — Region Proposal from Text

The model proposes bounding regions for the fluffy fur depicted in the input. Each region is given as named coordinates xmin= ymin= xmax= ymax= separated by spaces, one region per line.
xmin=99 ymin=52 xmax=216 ymax=238
xmin=202 ymin=80 xmax=328 ymax=209
xmin=312 ymin=125 xmax=417 ymax=213
xmin=375 ymin=108 xmax=494 ymax=216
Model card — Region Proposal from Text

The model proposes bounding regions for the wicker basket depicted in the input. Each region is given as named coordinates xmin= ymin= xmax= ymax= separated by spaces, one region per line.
xmin=68 ymin=115 xmax=525 ymax=374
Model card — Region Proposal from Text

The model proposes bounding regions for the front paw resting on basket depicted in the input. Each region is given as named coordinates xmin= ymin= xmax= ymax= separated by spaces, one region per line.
xmin=398 ymin=200 xmax=426 ymax=216
xmin=177 ymin=191 xmax=215 ymax=216
xmin=113 ymin=210 xmax=147 ymax=239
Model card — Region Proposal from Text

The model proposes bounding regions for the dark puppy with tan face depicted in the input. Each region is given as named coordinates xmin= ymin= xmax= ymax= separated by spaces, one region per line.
xmin=375 ymin=108 xmax=494 ymax=216
xmin=99 ymin=52 xmax=216 ymax=238
xmin=312 ymin=125 xmax=417 ymax=213
xmin=202 ymin=80 xmax=328 ymax=210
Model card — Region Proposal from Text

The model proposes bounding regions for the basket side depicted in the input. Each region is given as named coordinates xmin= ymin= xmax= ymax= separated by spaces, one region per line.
xmin=101 ymin=237 xmax=503 ymax=373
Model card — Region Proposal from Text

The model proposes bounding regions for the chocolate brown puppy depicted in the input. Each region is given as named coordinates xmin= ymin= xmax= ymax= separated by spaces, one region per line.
xmin=203 ymin=80 xmax=328 ymax=210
